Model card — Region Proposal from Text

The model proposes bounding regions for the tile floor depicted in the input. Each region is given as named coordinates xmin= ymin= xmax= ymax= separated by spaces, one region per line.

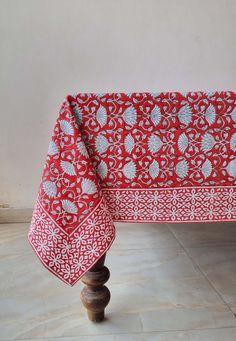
xmin=1 ymin=221 xmax=236 ymax=340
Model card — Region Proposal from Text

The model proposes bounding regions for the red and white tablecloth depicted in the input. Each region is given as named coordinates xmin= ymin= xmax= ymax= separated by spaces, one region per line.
xmin=28 ymin=91 xmax=236 ymax=286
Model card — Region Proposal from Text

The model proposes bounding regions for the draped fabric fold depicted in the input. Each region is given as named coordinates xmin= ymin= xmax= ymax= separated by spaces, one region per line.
xmin=28 ymin=96 xmax=115 ymax=286
xmin=28 ymin=91 xmax=236 ymax=286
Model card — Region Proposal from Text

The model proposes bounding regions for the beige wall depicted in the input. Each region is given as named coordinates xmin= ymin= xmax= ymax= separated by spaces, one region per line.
xmin=1 ymin=0 xmax=236 ymax=208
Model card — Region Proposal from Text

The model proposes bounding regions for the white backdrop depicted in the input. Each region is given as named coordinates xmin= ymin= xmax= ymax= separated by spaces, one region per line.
xmin=1 ymin=0 xmax=236 ymax=208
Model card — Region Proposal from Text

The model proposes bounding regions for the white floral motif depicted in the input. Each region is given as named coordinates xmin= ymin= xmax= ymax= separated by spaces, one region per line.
xmin=95 ymin=134 xmax=109 ymax=154
xmin=60 ymin=161 xmax=76 ymax=176
xmin=230 ymin=133 xmax=236 ymax=152
xmin=150 ymin=105 xmax=161 ymax=126
xmin=71 ymin=256 xmax=85 ymax=272
xmin=201 ymin=159 xmax=212 ymax=178
xmin=62 ymin=200 xmax=78 ymax=214
xmin=124 ymin=134 xmax=135 ymax=153
xmin=149 ymin=160 xmax=160 ymax=179
xmin=48 ymin=141 xmax=58 ymax=155
xmin=48 ymin=252 xmax=64 ymax=268
xmin=28 ymin=199 xmax=115 ymax=286
xmin=59 ymin=239 xmax=71 ymax=254
xmin=123 ymin=106 xmax=137 ymax=125
xmin=59 ymin=120 xmax=74 ymax=135
xmin=103 ymin=187 xmax=236 ymax=222
xmin=227 ymin=159 xmax=236 ymax=178
xmin=176 ymin=160 xmax=189 ymax=178
xmin=86 ymin=242 xmax=100 ymax=257
xmin=61 ymin=264 xmax=72 ymax=280
xmin=148 ymin=135 xmax=163 ymax=154
xmin=205 ymin=104 xmax=216 ymax=125
xmin=43 ymin=181 xmax=57 ymax=198
xmin=231 ymin=108 xmax=236 ymax=123
xmin=36 ymin=238 xmax=49 ymax=254
xmin=73 ymin=231 xmax=89 ymax=247
xmin=81 ymin=179 xmax=97 ymax=194
xmin=96 ymin=105 xmax=107 ymax=127
xmin=204 ymin=189 xmax=220 ymax=203
xmin=45 ymin=226 xmax=61 ymax=242
xmin=178 ymin=133 xmax=188 ymax=153
xmin=97 ymin=161 xmax=108 ymax=180
xmin=73 ymin=105 xmax=83 ymax=124
xmin=201 ymin=133 xmax=216 ymax=152
xmin=77 ymin=141 xmax=89 ymax=157
xmin=123 ymin=161 xmax=136 ymax=179
xmin=178 ymin=104 xmax=192 ymax=125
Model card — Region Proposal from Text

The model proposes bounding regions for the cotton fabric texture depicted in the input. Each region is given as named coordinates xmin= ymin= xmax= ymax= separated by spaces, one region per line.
xmin=28 ymin=91 xmax=236 ymax=285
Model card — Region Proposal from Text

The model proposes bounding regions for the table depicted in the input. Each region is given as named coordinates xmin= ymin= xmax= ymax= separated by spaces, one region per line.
xmin=28 ymin=91 xmax=236 ymax=321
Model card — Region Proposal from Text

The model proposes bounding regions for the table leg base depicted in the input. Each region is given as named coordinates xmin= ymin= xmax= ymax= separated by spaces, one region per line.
xmin=80 ymin=254 xmax=110 ymax=322
xmin=87 ymin=310 xmax=104 ymax=322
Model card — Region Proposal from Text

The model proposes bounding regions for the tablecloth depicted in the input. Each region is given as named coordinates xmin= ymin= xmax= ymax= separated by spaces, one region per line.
xmin=28 ymin=91 xmax=236 ymax=286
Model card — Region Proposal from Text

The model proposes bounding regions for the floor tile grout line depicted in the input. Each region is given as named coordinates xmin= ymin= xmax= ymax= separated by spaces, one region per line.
xmin=166 ymin=223 xmax=236 ymax=318
xmin=3 ymin=325 xmax=236 ymax=341
xmin=166 ymin=225 xmax=236 ymax=249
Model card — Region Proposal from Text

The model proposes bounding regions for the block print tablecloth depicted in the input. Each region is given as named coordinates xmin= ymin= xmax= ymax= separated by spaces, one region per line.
xmin=28 ymin=91 xmax=236 ymax=285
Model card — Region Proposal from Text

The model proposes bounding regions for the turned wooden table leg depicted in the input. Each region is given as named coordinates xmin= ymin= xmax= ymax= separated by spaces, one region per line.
xmin=80 ymin=253 xmax=110 ymax=322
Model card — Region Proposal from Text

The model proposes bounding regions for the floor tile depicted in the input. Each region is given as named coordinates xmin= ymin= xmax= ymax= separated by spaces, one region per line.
xmin=1 ymin=222 xmax=236 ymax=340
xmin=11 ymin=337 xmax=114 ymax=341
xmin=140 ymin=306 xmax=236 ymax=332
xmin=187 ymin=245 xmax=236 ymax=306
xmin=113 ymin=222 xmax=181 ymax=250
xmin=9 ymin=328 xmax=236 ymax=341
xmin=106 ymin=248 xmax=235 ymax=332
xmin=0 ymin=222 xmax=31 ymax=256
xmin=167 ymin=222 xmax=236 ymax=248
xmin=114 ymin=328 xmax=236 ymax=340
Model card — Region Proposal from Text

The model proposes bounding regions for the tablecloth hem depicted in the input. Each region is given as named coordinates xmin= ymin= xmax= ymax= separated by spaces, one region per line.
xmin=28 ymin=197 xmax=116 ymax=286
xmin=103 ymin=186 xmax=236 ymax=222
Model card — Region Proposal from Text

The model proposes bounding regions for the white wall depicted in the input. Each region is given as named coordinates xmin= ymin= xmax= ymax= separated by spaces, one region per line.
xmin=1 ymin=0 xmax=236 ymax=208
